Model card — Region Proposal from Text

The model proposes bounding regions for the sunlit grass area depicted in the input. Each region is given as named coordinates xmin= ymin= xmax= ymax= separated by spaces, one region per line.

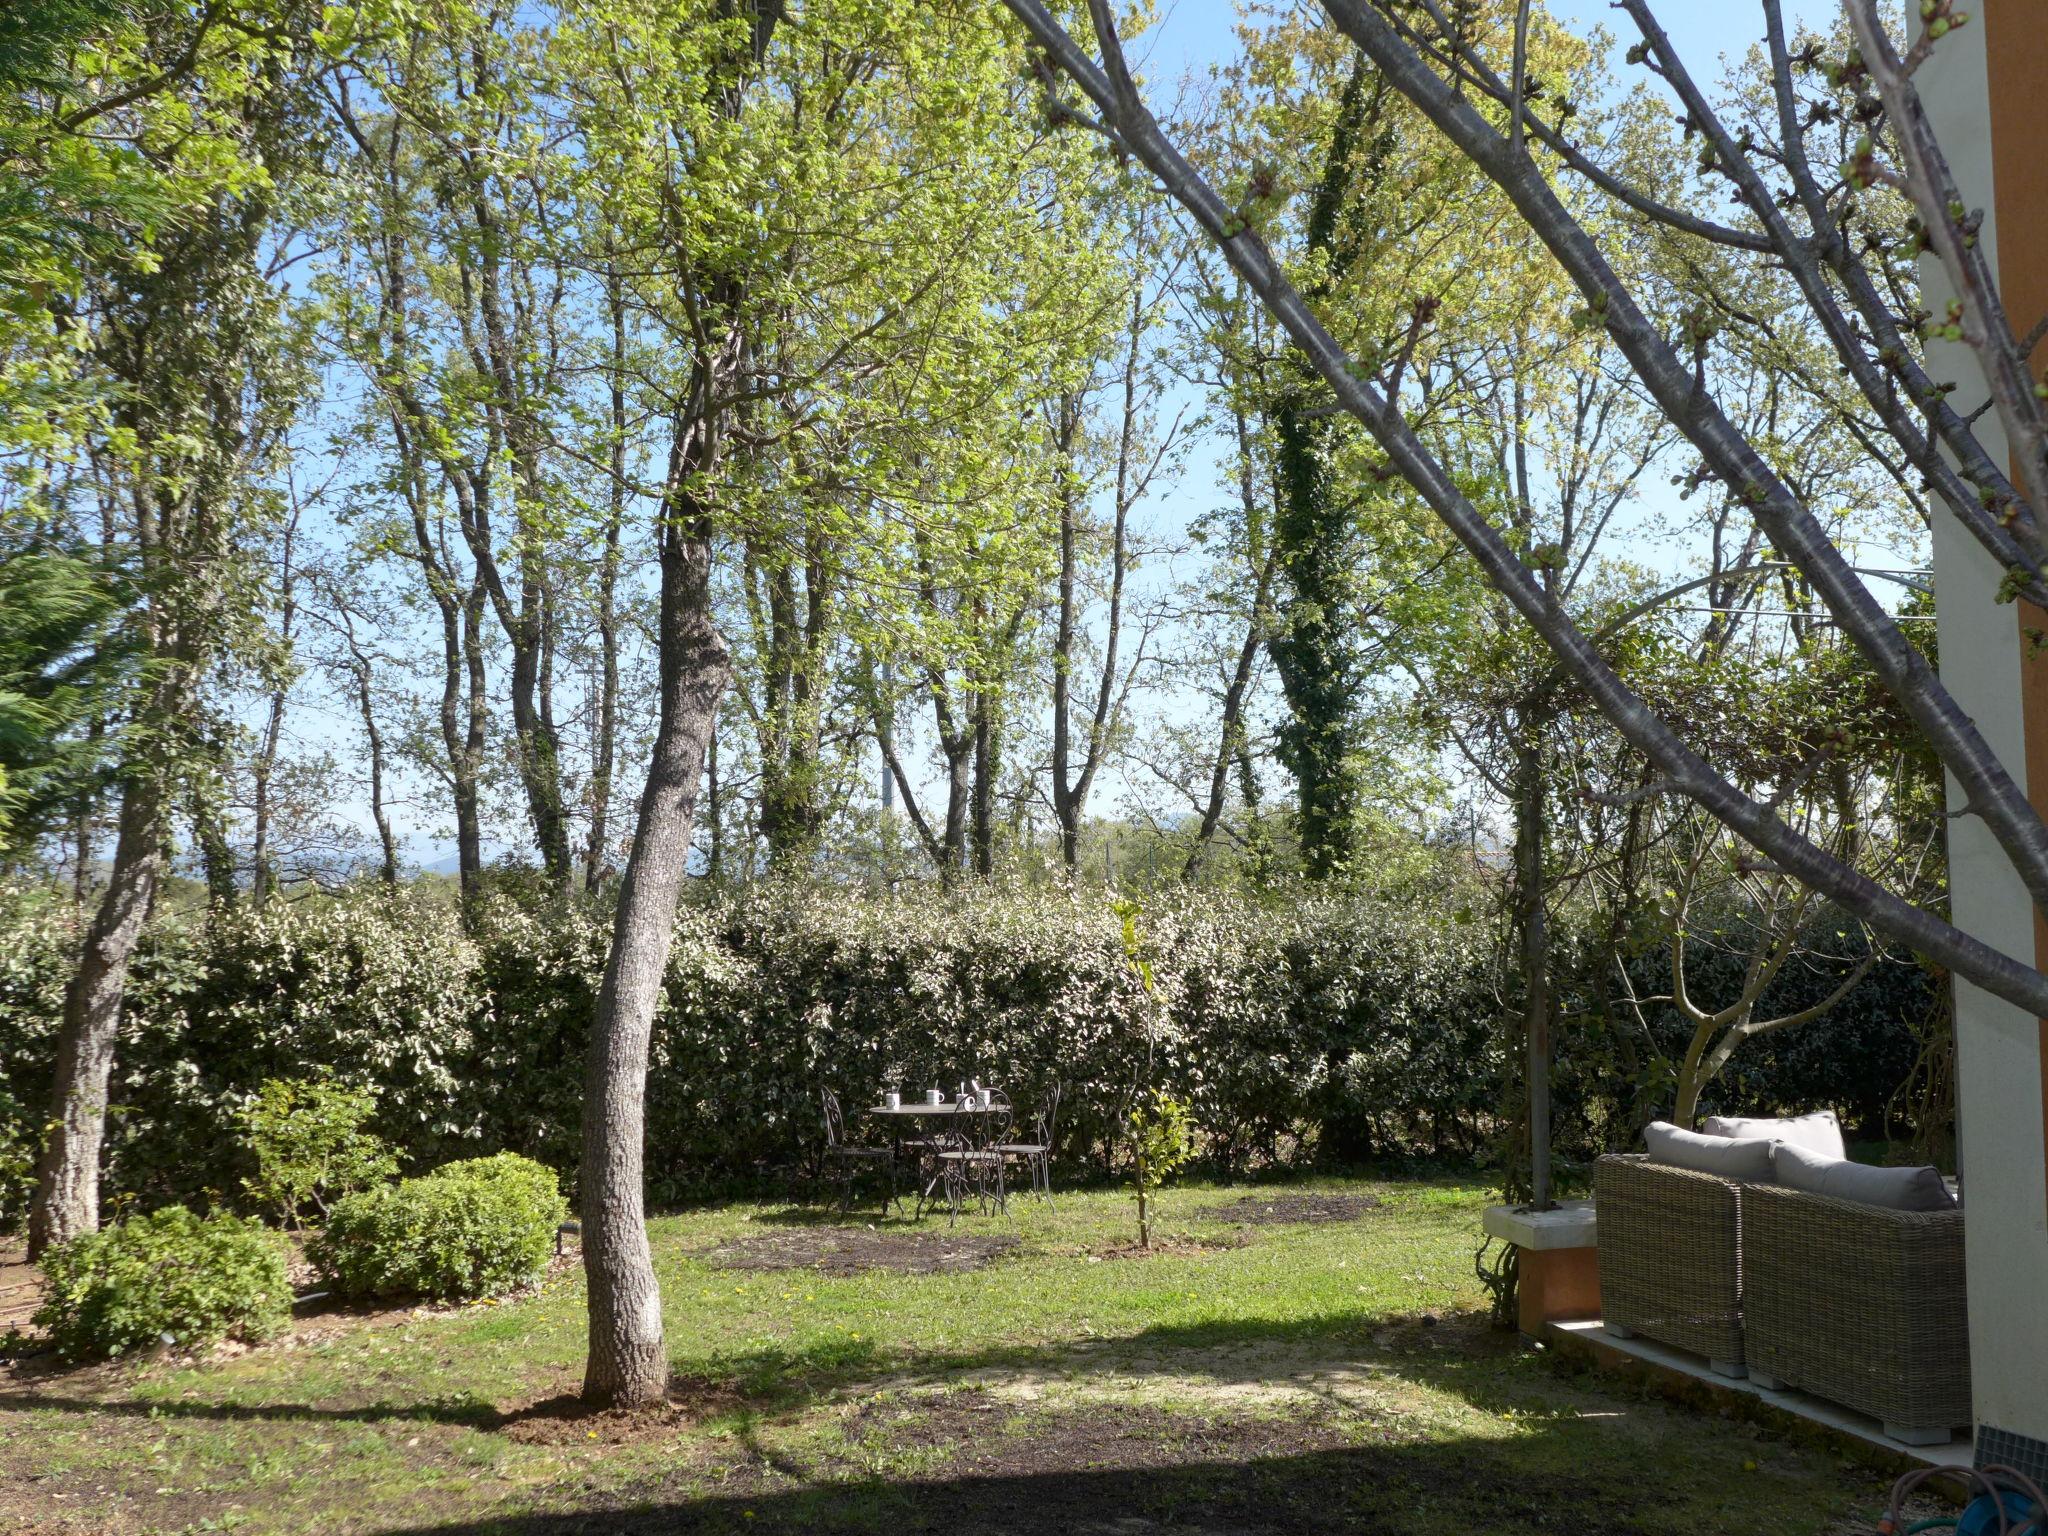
xmin=2 ymin=1176 xmax=1898 ymax=1535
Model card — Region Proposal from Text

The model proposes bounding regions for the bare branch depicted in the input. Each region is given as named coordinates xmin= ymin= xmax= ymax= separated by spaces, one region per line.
xmin=997 ymin=0 xmax=2048 ymax=1018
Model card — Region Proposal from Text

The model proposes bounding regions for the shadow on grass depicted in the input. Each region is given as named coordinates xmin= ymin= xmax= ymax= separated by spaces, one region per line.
xmin=0 ymin=1384 xmax=509 ymax=1427
xmin=0 ymin=1307 xmax=1534 ymax=1432
xmin=354 ymin=1435 xmax=1681 ymax=1536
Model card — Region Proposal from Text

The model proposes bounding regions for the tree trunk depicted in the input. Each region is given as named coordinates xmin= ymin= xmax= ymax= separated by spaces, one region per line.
xmin=1185 ymin=407 xmax=1277 ymax=882
xmin=705 ymin=728 xmax=723 ymax=882
xmin=971 ymin=688 xmax=998 ymax=878
xmin=1672 ymin=1024 xmax=1715 ymax=1131
xmin=933 ymin=700 xmax=973 ymax=885
xmin=1135 ymin=1150 xmax=1151 ymax=1249
xmin=586 ymin=273 xmax=628 ymax=894
xmin=1268 ymin=382 xmax=1360 ymax=881
xmin=251 ymin=506 xmax=299 ymax=905
xmin=1511 ymin=719 xmax=1553 ymax=1209
xmin=454 ymin=586 xmax=489 ymax=908
xmin=29 ymin=773 xmax=164 ymax=1256
xmin=1050 ymin=393 xmax=1084 ymax=870
xmin=363 ymin=678 xmax=398 ymax=888
xmin=192 ymin=783 xmax=237 ymax=906
xmin=580 ymin=510 xmax=729 ymax=1408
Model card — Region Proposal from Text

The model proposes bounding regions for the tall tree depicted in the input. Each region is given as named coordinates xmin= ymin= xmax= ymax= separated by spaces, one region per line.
xmin=27 ymin=0 xmax=320 ymax=1254
xmin=1046 ymin=195 xmax=1179 ymax=872
xmin=326 ymin=14 xmax=583 ymax=892
xmin=1005 ymin=0 xmax=2048 ymax=1019
xmin=560 ymin=0 xmax=1116 ymax=1396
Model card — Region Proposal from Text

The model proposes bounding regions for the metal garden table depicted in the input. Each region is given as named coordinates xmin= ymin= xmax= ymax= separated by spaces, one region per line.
xmin=866 ymin=1100 xmax=1004 ymax=1216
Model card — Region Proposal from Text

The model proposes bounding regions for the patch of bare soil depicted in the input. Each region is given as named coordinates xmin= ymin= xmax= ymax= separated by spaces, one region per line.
xmin=0 ymin=1237 xmax=43 ymax=1346
xmin=703 ymin=1226 xmax=1018 ymax=1276
xmin=842 ymin=1388 xmax=1355 ymax=1477
xmin=675 ymin=1391 xmax=1668 ymax=1535
xmin=495 ymin=1373 xmax=745 ymax=1445
xmin=1197 ymin=1192 xmax=1382 ymax=1226
xmin=1084 ymin=1235 xmax=1248 ymax=1261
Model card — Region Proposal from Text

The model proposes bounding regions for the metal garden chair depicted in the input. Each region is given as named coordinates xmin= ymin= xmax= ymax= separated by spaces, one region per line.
xmin=820 ymin=1087 xmax=897 ymax=1215
xmin=934 ymin=1091 xmax=1012 ymax=1222
xmin=996 ymin=1082 xmax=1060 ymax=1200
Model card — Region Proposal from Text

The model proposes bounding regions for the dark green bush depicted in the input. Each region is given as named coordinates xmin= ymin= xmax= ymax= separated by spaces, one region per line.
xmin=34 ymin=1206 xmax=290 ymax=1360
xmin=310 ymin=1153 xmax=566 ymax=1302
xmin=0 ymin=883 xmax=480 ymax=1221
xmin=0 ymin=874 xmax=1934 ymax=1222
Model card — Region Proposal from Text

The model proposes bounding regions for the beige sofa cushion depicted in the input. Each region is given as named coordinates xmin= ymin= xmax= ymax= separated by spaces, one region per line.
xmin=1772 ymin=1141 xmax=1956 ymax=1211
xmin=1643 ymin=1120 xmax=1776 ymax=1180
xmin=1701 ymin=1110 xmax=1845 ymax=1160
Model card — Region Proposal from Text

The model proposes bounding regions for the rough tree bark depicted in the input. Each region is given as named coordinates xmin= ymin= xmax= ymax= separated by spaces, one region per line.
xmin=29 ymin=773 xmax=163 ymax=1256
xmin=580 ymin=492 xmax=730 ymax=1407
xmin=580 ymin=0 xmax=778 ymax=1405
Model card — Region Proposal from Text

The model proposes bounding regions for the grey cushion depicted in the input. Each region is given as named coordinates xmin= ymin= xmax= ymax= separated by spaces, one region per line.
xmin=1772 ymin=1141 xmax=1957 ymax=1211
xmin=1643 ymin=1121 xmax=1776 ymax=1181
xmin=1701 ymin=1110 xmax=1845 ymax=1161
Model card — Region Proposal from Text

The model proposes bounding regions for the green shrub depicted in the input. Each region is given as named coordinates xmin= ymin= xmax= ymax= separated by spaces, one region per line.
xmin=1129 ymin=1091 xmax=1196 ymax=1249
xmin=310 ymin=1153 xmax=565 ymax=1302
xmin=33 ymin=1206 xmax=290 ymax=1360
xmin=239 ymin=1076 xmax=398 ymax=1227
xmin=0 ymin=874 xmax=1935 ymax=1220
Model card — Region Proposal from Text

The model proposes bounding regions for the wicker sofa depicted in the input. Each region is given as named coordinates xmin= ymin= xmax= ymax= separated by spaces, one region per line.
xmin=1592 ymin=1150 xmax=1972 ymax=1444
xmin=1742 ymin=1181 xmax=1971 ymax=1444
xmin=1594 ymin=1154 xmax=1745 ymax=1375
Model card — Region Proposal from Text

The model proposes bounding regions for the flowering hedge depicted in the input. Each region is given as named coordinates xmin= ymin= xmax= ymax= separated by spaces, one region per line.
xmin=0 ymin=873 xmax=1929 ymax=1225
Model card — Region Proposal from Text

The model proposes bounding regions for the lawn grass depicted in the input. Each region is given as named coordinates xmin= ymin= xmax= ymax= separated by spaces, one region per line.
xmin=0 ymin=1175 xmax=1899 ymax=1535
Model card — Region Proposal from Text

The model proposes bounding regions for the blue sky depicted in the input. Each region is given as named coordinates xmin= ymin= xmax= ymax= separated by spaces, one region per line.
xmin=285 ymin=0 xmax=1881 ymax=875
xmin=1133 ymin=0 xmax=1846 ymax=86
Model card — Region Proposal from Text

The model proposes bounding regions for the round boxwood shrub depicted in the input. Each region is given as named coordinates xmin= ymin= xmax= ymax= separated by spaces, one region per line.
xmin=311 ymin=1152 xmax=565 ymax=1302
xmin=34 ymin=1206 xmax=291 ymax=1360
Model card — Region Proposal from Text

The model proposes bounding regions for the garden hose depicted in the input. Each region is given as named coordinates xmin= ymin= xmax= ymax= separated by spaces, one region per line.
xmin=1877 ymin=1465 xmax=2047 ymax=1536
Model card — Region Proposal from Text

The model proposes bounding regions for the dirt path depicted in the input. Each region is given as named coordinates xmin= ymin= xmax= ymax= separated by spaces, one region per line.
xmin=0 ymin=1240 xmax=41 ymax=1340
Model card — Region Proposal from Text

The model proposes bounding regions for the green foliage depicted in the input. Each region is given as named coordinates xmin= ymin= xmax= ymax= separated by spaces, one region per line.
xmin=238 ymin=1077 xmax=398 ymax=1227
xmin=1128 ymin=1090 xmax=1197 ymax=1247
xmin=33 ymin=1205 xmax=290 ymax=1360
xmin=0 ymin=882 xmax=74 ymax=1229
xmin=0 ymin=876 xmax=1935 ymax=1224
xmin=0 ymin=540 xmax=134 ymax=849
xmin=0 ymin=1094 xmax=35 ymax=1237
xmin=310 ymin=1153 xmax=566 ymax=1303
xmin=1130 ymin=1093 xmax=1197 ymax=1182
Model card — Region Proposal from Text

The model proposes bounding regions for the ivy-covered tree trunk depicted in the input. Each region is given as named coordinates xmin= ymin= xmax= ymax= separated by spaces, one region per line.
xmin=748 ymin=528 xmax=832 ymax=869
xmin=971 ymin=687 xmax=999 ymax=878
xmin=581 ymin=496 xmax=730 ymax=1407
xmin=1268 ymin=386 xmax=1361 ymax=880
xmin=1261 ymin=53 xmax=1384 ymax=878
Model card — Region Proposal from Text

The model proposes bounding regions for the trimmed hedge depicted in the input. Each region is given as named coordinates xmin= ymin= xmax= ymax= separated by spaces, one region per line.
xmin=34 ymin=1205 xmax=290 ymax=1360
xmin=311 ymin=1153 xmax=566 ymax=1302
xmin=0 ymin=875 xmax=1933 ymax=1223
